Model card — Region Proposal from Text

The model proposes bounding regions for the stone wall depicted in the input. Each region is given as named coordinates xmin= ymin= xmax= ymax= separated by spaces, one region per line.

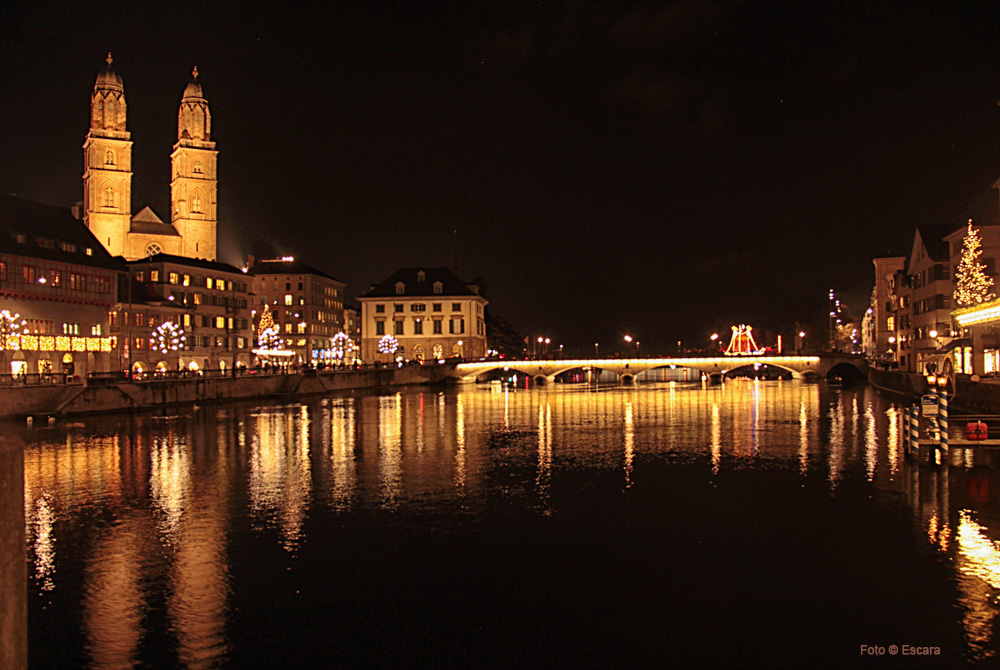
xmin=869 ymin=367 xmax=1000 ymax=414
xmin=0 ymin=364 xmax=451 ymax=420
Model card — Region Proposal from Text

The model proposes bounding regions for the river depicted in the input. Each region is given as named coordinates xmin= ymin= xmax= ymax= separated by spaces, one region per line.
xmin=5 ymin=379 xmax=1000 ymax=667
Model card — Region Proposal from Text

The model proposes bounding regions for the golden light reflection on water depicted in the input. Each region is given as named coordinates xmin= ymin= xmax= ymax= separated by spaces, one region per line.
xmin=19 ymin=380 xmax=1000 ymax=666
xmin=248 ymin=406 xmax=312 ymax=550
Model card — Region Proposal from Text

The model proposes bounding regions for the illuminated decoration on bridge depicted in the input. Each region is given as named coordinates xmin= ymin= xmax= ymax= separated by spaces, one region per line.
xmin=724 ymin=325 xmax=762 ymax=356
xmin=954 ymin=220 xmax=995 ymax=308
xmin=150 ymin=322 xmax=185 ymax=354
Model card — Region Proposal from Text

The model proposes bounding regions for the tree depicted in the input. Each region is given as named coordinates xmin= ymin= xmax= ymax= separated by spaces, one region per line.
xmin=0 ymin=309 xmax=26 ymax=376
xmin=150 ymin=321 xmax=185 ymax=354
xmin=954 ymin=219 xmax=995 ymax=307
xmin=256 ymin=304 xmax=284 ymax=352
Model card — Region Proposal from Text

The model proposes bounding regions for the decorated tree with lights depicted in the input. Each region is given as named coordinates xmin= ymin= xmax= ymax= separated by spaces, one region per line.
xmin=256 ymin=304 xmax=284 ymax=352
xmin=150 ymin=321 xmax=186 ymax=354
xmin=330 ymin=331 xmax=356 ymax=366
xmin=954 ymin=219 xmax=996 ymax=307
xmin=377 ymin=334 xmax=398 ymax=361
xmin=0 ymin=309 xmax=27 ymax=375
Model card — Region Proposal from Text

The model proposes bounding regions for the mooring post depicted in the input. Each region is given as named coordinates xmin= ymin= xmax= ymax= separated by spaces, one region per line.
xmin=937 ymin=387 xmax=948 ymax=466
xmin=909 ymin=404 xmax=920 ymax=459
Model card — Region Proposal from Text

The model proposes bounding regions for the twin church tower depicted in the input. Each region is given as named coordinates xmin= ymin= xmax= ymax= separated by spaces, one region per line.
xmin=83 ymin=54 xmax=218 ymax=262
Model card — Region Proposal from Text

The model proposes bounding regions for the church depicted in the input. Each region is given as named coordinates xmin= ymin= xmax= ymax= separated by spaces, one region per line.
xmin=83 ymin=54 xmax=218 ymax=262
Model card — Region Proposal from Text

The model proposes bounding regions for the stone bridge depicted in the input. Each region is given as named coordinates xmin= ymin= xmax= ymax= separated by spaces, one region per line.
xmin=452 ymin=354 xmax=866 ymax=384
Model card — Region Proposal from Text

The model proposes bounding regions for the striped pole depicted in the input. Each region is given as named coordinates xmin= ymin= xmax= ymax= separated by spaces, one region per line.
xmin=903 ymin=406 xmax=911 ymax=456
xmin=910 ymin=404 xmax=920 ymax=458
xmin=938 ymin=387 xmax=948 ymax=464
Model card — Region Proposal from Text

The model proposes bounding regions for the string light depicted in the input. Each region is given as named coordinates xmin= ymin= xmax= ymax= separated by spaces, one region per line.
xmin=150 ymin=321 xmax=185 ymax=354
xmin=954 ymin=219 xmax=995 ymax=307
xmin=377 ymin=334 xmax=398 ymax=355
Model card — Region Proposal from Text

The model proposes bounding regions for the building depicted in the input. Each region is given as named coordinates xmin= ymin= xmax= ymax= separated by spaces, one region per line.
xmin=358 ymin=267 xmax=488 ymax=362
xmin=83 ymin=55 xmax=218 ymax=262
xmin=865 ymin=256 xmax=907 ymax=365
xmin=111 ymin=255 xmax=252 ymax=373
xmin=247 ymin=257 xmax=346 ymax=365
xmin=906 ymin=225 xmax=956 ymax=374
xmin=1 ymin=195 xmax=124 ymax=378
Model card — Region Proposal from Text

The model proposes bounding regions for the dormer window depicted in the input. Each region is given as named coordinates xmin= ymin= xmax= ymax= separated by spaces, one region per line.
xmin=417 ymin=271 xmax=426 ymax=282
xmin=433 ymin=282 xmax=443 ymax=294
xmin=395 ymin=282 xmax=405 ymax=295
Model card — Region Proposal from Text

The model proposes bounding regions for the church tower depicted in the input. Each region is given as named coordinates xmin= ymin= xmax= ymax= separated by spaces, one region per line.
xmin=170 ymin=67 xmax=218 ymax=261
xmin=83 ymin=54 xmax=132 ymax=257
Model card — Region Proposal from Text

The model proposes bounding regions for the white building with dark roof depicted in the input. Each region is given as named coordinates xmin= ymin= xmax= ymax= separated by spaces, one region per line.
xmin=358 ymin=267 xmax=487 ymax=362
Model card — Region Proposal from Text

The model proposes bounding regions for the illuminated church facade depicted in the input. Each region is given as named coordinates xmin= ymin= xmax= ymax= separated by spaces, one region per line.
xmin=83 ymin=54 xmax=218 ymax=262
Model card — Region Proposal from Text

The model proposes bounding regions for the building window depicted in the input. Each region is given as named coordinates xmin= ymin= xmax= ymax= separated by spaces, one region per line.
xmin=376 ymin=321 xmax=385 ymax=336
xmin=396 ymin=282 xmax=405 ymax=295
xmin=433 ymin=282 xmax=443 ymax=294
xmin=285 ymin=294 xmax=293 ymax=305
xmin=433 ymin=320 xmax=442 ymax=334
xmin=150 ymin=270 xmax=160 ymax=282
xmin=375 ymin=304 xmax=385 ymax=313
xmin=410 ymin=304 xmax=426 ymax=312
xmin=452 ymin=303 xmax=461 ymax=312
xmin=432 ymin=303 xmax=442 ymax=312
xmin=394 ymin=304 xmax=403 ymax=313
xmin=103 ymin=186 xmax=115 ymax=208
xmin=169 ymin=272 xmax=179 ymax=284
xmin=105 ymin=150 xmax=115 ymax=166
xmin=193 ymin=160 xmax=202 ymax=174
xmin=207 ymin=277 xmax=214 ymax=289
xmin=414 ymin=319 xmax=423 ymax=335
xmin=146 ymin=243 xmax=161 ymax=256
xmin=394 ymin=320 xmax=404 ymax=336
xmin=192 ymin=192 xmax=202 ymax=213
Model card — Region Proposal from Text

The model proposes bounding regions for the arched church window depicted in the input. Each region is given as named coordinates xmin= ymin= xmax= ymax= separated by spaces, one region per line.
xmin=105 ymin=150 xmax=115 ymax=166
xmin=192 ymin=192 xmax=202 ymax=213
xmin=103 ymin=186 xmax=115 ymax=208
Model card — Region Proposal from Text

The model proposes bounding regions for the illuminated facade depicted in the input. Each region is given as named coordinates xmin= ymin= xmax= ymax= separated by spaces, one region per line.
xmin=358 ymin=268 xmax=488 ymax=361
xmin=867 ymin=256 xmax=907 ymax=365
xmin=83 ymin=56 xmax=218 ymax=262
xmin=247 ymin=257 xmax=346 ymax=365
xmin=1 ymin=195 xmax=124 ymax=377
xmin=112 ymin=255 xmax=251 ymax=373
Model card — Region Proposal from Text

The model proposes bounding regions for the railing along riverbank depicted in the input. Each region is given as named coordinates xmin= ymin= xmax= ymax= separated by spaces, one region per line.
xmin=0 ymin=362 xmax=456 ymax=420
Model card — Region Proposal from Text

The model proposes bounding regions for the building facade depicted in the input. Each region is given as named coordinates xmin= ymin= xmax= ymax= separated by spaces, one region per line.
xmin=83 ymin=55 xmax=218 ymax=262
xmin=1 ymin=196 xmax=124 ymax=378
xmin=358 ymin=268 xmax=488 ymax=362
xmin=247 ymin=257 xmax=346 ymax=365
xmin=111 ymin=255 xmax=252 ymax=373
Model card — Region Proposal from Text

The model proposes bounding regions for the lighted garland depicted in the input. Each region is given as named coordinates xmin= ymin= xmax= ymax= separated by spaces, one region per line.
xmin=150 ymin=321 xmax=185 ymax=354
xmin=377 ymin=334 xmax=399 ymax=355
xmin=954 ymin=219 xmax=995 ymax=307
xmin=0 ymin=309 xmax=27 ymax=350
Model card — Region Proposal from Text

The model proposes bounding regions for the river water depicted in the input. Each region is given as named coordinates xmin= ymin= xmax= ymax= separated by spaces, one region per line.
xmin=8 ymin=380 xmax=1000 ymax=667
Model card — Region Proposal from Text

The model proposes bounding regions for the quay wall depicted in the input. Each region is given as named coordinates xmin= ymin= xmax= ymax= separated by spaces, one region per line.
xmin=869 ymin=368 xmax=1000 ymax=414
xmin=0 ymin=365 xmax=449 ymax=420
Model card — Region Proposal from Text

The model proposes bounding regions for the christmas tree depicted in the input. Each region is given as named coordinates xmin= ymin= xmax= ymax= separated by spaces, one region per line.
xmin=954 ymin=219 xmax=995 ymax=307
xmin=257 ymin=304 xmax=284 ymax=351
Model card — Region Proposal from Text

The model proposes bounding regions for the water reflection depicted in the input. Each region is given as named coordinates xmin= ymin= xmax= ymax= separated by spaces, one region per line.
xmin=13 ymin=381 xmax=1000 ymax=666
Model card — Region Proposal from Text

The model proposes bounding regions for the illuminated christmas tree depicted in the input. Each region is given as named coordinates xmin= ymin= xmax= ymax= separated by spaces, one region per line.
xmin=257 ymin=304 xmax=284 ymax=351
xmin=954 ymin=219 xmax=995 ymax=307
xmin=377 ymin=334 xmax=398 ymax=358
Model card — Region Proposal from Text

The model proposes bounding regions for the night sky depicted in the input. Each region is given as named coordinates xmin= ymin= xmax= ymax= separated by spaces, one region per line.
xmin=2 ymin=1 xmax=998 ymax=353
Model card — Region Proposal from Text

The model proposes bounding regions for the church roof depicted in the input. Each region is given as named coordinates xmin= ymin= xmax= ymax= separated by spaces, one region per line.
xmin=0 ymin=195 xmax=126 ymax=272
xmin=130 ymin=207 xmax=180 ymax=236
xmin=94 ymin=53 xmax=123 ymax=92
xmin=359 ymin=267 xmax=485 ymax=299
xmin=182 ymin=67 xmax=205 ymax=101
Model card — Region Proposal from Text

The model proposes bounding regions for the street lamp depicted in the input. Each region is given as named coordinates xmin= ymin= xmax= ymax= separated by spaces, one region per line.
xmin=594 ymin=342 xmax=599 ymax=359
xmin=624 ymin=334 xmax=633 ymax=356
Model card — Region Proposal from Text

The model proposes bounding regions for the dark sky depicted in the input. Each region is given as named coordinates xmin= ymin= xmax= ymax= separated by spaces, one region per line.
xmin=2 ymin=0 xmax=998 ymax=353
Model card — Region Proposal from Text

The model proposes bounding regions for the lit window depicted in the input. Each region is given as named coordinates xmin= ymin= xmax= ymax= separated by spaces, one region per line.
xmin=182 ymin=274 xmax=190 ymax=286
xmin=285 ymin=294 xmax=293 ymax=305
xmin=150 ymin=270 xmax=160 ymax=282
xmin=298 ymin=323 xmax=306 ymax=334
xmin=169 ymin=272 xmax=179 ymax=284
xmin=206 ymin=277 xmax=214 ymax=289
